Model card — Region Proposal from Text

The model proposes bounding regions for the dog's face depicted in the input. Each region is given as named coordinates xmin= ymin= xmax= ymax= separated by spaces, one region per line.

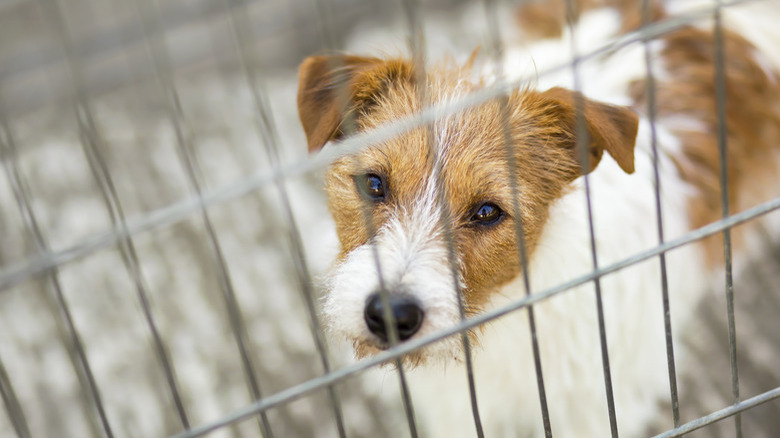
xmin=297 ymin=55 xmax=638 ymax=366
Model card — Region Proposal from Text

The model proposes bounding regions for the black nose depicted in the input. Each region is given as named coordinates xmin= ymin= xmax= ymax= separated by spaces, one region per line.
xmin=364 ymin=293 xmax=424 ymax=343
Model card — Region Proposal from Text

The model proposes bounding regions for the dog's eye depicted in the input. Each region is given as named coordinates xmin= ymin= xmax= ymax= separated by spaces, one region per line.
xmin=356 ymin=173 xmax=386 ymax=201
xmin=470 ymin=202 xmax=504 ymax=226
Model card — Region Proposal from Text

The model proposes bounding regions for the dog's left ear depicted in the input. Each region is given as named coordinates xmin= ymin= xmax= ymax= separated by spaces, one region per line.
xmin=541 ymin=87 xmax=639 ymax=174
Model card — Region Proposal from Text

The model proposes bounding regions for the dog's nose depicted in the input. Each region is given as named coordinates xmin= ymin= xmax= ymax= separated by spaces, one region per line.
xmin=364 ymin=293 xmax=424 ymax=342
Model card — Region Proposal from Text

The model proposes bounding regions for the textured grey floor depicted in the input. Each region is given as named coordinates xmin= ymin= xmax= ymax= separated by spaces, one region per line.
xmin=0 ymin=0 xmax=778 ymax=437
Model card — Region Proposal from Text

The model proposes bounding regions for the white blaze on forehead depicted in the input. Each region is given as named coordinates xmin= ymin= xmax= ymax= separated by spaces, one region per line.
xmin=324 ymin=186 xmax=465 ymax=360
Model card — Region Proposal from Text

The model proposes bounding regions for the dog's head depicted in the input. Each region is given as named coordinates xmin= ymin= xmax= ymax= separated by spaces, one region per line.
xmin=297 ymin=54 xmax=638 ymax=366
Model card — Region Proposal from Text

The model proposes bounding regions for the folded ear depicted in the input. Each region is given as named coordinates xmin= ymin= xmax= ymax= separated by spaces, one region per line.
xmin=297 ymin=54 xmax=415 ymax=153
xmin=540 ymin=87 xmax=639 ymax=174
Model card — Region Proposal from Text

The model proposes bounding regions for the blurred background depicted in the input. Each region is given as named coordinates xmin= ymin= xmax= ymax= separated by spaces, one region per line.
xmin=0 ymin=0 xmax=778 ymax=437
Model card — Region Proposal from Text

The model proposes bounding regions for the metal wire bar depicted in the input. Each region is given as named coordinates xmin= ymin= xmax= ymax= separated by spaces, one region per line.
xmin=224 ymin=0 xmax=347 ymax=435
xmin=641 ymin=0 xmax=680 ymax=427
xmin=344 ymin=129 xmax=421 ymax=437
xmin=310 ymin=0 xmax=425 ymax=433
xmin=481 ymin=0 xmax=552 ymax=435
xmin=133 ymin=0 xmax=274 ymax=435
xmin=0 ymin=0 xmax=763 ymax=294
xmin=397 ymin=0 xmax=484 ymax=435
xmin=651 ymin=386 xmax=780 ymax=438
xmin=429 ymin=112 xmax=488 ymax=437
xmin=338 ymin=120 xmax=420 ymax=437
xmin=390 ymin=360 xmax=418 ymax=438
xmin=305 ymin=0 xmax=421 ymax=433
xmin=347 ymin=138 xmax=421 ymax=435
xmin=0 ymin=350 xmax=31 ymax=438
xmin=563 ymin=0 xmax=618 ymax=435
xmin=39 ymin=0 xmax=194 ymax=430
xmin=360 ymin=196 xmax=420 ymax=438
xmin=346 ymin=77 xmax=422 ymax=438
xmin=0 ymin=99 xmax=113 ymax=438
xmin=308 ymin=0 xmax=344 ymax=53
xmin=712 ymin=3 xmax=742 ymax=436
xmin=0 ymin=102 xmax=33 ymax=438
xmin=166 ymin=195 xmax=780 ymax=438
xmin=420 ymin=72 xmax=487 ymax=438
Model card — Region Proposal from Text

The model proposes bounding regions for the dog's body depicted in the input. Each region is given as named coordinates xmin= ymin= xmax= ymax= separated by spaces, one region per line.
xmin=297 ymin=1 xmax=780 ymax=436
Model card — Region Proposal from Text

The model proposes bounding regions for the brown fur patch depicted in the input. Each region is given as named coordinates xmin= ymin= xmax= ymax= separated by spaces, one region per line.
xmin=629 ymin=26 xmax=780 ymax=264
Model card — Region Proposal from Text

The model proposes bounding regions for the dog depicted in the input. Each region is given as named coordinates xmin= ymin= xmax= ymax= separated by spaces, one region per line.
xmin=296 ymin=1 xmax=780 ymax=436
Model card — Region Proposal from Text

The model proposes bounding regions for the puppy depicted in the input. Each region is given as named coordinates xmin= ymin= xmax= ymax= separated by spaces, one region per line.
xmin=297 ymin=1 xmax=780 ymax=436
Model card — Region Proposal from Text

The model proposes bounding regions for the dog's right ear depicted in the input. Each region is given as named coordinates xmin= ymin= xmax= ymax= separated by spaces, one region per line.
xmin=297 ymin=55 xmax=415 ymax=153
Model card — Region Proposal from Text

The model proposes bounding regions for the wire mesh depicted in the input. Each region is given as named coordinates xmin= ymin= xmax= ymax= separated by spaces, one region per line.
xmin=1 ymin=0 xmax=779 ymax=437
xmin=563 ymin=0 xmax=619 ymax=434
xmin=638 ymin=0 xmax=680 ymax=427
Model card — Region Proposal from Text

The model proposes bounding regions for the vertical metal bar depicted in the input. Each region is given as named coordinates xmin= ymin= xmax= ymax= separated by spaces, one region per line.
xmin=481 ymin=0 xmax=553 ymax=436
xmin=349 ymin=83 xmax=421 ymax=438
xmin=0 ymin=100 xmax=32 ymax=438
xmin=0 ymin=107 xmax=113 ymax=438
xmin=344 ymin=68 xmax=422 ymax=438
xmin=397 ymin=0 xmax=485 ymax=435
xmin=306 ymin=0 xmax=421 ymax=435
xmin=712 ymin=2 xmax=741 ymax=436
xmin=356 ymin=201 xmax=420 ymax=438
xmin=37 ymin=0 xmax=193 ymax=431
xmin=562 ymin=0 xmax=619 ymax=435
xmin=132 ymin=0 xmax=273 ymax=435
xmin=640 ymin=0 xmax=680 ymax=427
xmin=308 ymin=0 xmax=343 ymax=56
xmin=222 ymin=0 xmax=347 ymax=436
xmin=340 ymin=138 xmax=419 ymax=436
xmin=0 ymin=346 xmax=31 ymax=438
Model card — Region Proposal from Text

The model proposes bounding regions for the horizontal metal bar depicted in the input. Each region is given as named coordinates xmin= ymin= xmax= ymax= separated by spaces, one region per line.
xmin=652 ymin=387 xmax=780 ymax=438
xmin=166 ymin=196 xmax=780 ymax=438
xmin=0 ymin=0 xmax=759 ymax=292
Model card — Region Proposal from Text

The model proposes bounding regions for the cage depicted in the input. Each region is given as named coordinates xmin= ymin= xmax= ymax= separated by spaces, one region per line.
xmin=0 ymin=0 xmax=779 ymax=437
